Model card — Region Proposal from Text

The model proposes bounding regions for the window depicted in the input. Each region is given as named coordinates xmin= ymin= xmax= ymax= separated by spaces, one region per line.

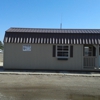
xmin=57 ymin=45 xmax=69 ymax=58
xmin=84 ymin=45 xmax=96 ymax=56
xmin=84 ymin=46 xmax=93 ymax=56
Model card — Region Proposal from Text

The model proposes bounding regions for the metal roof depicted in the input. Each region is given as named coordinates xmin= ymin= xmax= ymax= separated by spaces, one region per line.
xmin=4 ymin=27 xmax=100 ymax=44
xmin=6 ymin=27 xmax=100 ymax=33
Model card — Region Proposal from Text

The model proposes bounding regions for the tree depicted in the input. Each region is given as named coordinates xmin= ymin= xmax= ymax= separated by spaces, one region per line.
xmin=0 ymin=41 xmax=4 ymax=50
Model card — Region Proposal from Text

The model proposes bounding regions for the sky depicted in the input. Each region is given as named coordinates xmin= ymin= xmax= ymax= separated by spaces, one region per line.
xmin=0 ymin=0 xmax=100 ymax=42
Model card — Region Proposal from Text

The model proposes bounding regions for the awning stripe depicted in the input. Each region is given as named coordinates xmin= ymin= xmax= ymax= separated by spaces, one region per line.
xmin=5 ymin=37 xmax=100 ymax=44
xmin=4 ymin=32 xmax=100 ymax=44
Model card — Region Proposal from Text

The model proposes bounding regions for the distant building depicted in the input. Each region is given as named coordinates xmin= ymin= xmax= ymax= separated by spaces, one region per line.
xmin=0 ymin=49 xmax=3 ymax=53
xmin=3 ymin=27 xmax=100 ymax=71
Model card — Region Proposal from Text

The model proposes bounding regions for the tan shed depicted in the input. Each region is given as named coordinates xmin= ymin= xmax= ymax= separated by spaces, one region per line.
xmin=3 ymin=28 xmax=100 ymax=71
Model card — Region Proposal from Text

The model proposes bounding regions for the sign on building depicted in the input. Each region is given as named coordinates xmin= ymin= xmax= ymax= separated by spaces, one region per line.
xmin=23 ymin=45 xmax=31 ymax=51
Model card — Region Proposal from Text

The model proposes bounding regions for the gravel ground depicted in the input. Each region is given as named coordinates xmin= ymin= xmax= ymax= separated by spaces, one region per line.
xmin=0 ymin=74 xmax=100 ymax=100
xmin=0 ymin=53 xmax=100 ymax=100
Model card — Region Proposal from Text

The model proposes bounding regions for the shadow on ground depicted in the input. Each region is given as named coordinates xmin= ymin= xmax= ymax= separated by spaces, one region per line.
xmin=0 ymin=66 xmax=100 ymax=74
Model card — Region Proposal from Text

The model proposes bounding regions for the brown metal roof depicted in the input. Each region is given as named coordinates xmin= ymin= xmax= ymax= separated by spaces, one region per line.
xmin=6 ymin=27 xmax=100 ymax=33
xmin=4 ymin=27 xmax=100 ymax=44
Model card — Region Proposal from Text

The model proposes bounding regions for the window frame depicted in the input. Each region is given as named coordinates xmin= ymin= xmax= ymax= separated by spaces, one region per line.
xmin=56 ymin=45 xmax=70 ymax=58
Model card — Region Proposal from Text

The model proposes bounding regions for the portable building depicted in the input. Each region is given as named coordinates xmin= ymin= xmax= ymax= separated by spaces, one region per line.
xmin=3 ymin=27 xmax=100 ymax=71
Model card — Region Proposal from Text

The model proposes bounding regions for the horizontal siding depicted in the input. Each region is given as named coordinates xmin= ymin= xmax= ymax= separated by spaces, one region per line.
xmin=4 ymin=44 xmax=83 ymax=70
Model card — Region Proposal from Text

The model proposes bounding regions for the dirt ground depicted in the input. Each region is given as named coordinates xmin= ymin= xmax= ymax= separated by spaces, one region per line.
xmin=0 ymin=74 xmax=100 ymax=100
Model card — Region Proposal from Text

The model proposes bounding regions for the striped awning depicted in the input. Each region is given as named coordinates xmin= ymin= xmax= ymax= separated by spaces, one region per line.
xmin=4 ymin=28 xmax=100 ymax=44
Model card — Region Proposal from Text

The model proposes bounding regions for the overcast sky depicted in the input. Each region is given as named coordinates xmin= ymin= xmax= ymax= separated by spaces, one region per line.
xmin=1 ymin=0 xmax=100 ymax=42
